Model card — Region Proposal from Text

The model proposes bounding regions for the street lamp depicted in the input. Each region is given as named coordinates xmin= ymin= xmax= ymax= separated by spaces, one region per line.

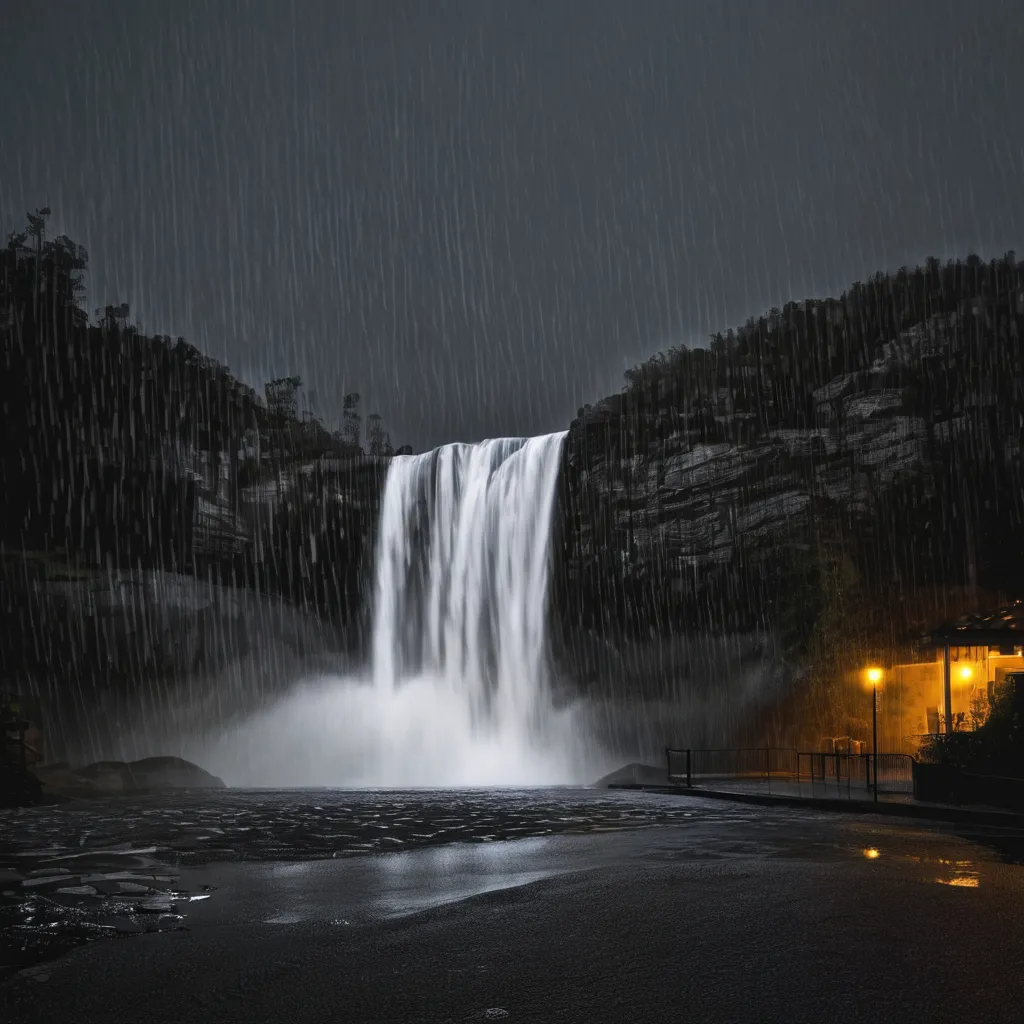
xmin=865 ymin=667 xmax=883 ymax=803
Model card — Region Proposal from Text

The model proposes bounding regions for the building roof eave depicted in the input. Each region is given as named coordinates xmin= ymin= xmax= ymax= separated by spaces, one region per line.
xmin=927 ymin=629 xmax=1024 ymax=649
xmin=926 ymin=601 xmax=1024 ymax=648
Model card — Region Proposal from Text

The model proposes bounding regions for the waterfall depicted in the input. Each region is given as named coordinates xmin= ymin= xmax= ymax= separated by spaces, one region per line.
xmin=372 ymin=434 xmax=565 ymax=729
xmin=194 ymin=432 xmax=593 ymax=787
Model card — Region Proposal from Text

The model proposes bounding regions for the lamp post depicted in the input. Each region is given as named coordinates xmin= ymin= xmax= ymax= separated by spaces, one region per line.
xmin=866 ymin=667 xmax=883 ymax=803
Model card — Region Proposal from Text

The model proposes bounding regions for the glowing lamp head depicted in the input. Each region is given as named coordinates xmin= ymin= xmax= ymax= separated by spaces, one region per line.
xmin=866 ymin=667 xmax=883 ymax=685
xmin=958 ymin=666 xmax=973 ymax=682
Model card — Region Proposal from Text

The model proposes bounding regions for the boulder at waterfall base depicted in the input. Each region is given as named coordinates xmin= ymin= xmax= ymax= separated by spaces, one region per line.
xmin=34 ymin=756 xmax=225 ymax=799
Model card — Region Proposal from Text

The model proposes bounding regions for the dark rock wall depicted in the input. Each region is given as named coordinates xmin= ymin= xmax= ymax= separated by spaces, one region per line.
xmin=551 ymin=292 xmax=1024 ymax=743
xmin=6 ymin=236 xmax=1024 ymax=752
xmin=0 ymin=559 xmax=350 ymax=763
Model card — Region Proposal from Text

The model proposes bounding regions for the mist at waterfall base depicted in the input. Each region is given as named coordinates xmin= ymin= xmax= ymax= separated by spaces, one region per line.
xmin=186 ymin=432 xmax=603 ymax=788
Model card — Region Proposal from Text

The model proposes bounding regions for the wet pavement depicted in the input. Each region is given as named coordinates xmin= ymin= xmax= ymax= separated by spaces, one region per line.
xmin=679 ymin=775 xmax=917 ymax=803
xmin=4 ymin=788 xmax=1024 ymax=1022
xmin=0 ymin=845 xmax=209 ymax=978
xmin=0 ymin=787 xmax=768 ymax=976
xmin=0 ymin=787 xmax=745 ymax=866
xmin=172 ymin=808 xmax=1019 ymax=929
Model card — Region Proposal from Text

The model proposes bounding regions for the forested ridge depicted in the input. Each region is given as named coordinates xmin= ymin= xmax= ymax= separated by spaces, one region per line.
xmin=557 ymin=251 xmax=1024 ymax=731
xmin=4 ymin=208 xmax=1022 ymax=736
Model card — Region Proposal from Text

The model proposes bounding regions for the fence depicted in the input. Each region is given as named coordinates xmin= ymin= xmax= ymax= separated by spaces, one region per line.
xmin=875 ymin=753 xmax=916 ymax=792
xmin=799 ymin=751 xmax=915 ymax=797
xmin=666 ymin=748 xmax=916 ymax=799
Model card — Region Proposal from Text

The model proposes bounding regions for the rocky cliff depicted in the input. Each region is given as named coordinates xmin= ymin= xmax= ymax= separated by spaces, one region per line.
xmin=553 ymin=263 xmax=1024 ymax=739
xmin=0 ymin=554 xmax=352 ymax=764
xmin=6 ymin=249 xmax=1023 ymax=751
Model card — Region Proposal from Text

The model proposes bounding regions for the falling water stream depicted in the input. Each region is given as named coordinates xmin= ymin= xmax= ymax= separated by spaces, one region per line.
xmin=374 ymin=435 xmax=564 ymax=729
xmin=194 ymin=432 xmax=592 ymax=787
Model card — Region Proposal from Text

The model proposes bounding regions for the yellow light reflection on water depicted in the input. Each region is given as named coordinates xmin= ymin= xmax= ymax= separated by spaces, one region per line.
xmin=935 ymin=859 xmax=979 ymax=888
xmin=863 ymin=847 xmax=880 ymax=859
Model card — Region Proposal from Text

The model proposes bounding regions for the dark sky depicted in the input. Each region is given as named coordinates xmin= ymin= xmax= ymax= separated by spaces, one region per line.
xmin=3 ymin=0 xmax=1023 ymax=450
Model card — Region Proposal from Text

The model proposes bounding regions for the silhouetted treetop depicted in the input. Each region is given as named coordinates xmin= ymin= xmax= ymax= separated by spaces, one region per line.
xmin=616 ymin=252 xmax=1024 ymax=439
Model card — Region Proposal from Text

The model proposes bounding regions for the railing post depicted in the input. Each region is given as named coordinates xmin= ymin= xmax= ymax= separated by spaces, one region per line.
xmin=686 ymin=748 xmax=692 ymax=788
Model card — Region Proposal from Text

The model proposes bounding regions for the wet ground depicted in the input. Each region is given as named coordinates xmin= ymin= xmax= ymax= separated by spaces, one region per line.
xmin=0 ymin=787 xmax=759 ymax=976
xmin=0 ymin=787 xmax=737 ymax=866
xmin=4 ymin=788 xmax=1024 ymax=1021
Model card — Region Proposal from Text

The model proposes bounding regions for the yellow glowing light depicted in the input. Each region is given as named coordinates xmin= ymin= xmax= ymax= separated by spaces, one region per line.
xmin=863 ymin=847 xmax=880 ymax=860
xmin=958 ymin=666 xmax=973 ymax=682
xmin=866 ymin=667 xmax=883 ymax=685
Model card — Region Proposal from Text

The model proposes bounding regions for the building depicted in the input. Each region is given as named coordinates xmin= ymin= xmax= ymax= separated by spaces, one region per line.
xmin=880 ymin=602 xmax=1024 ymax=751
xmin=927 ymin=602 xmax=1024 ymax=729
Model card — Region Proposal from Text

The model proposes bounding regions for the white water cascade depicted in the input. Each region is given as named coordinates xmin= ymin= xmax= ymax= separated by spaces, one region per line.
xmin=194 ymin=432 xmax=591 ymax=787
xmin=374 ymin=434 xmax=564 ymax=728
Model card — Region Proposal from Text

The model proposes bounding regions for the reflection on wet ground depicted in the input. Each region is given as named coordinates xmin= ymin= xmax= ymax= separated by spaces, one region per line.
xmin=0 ymin=787 xmax=739 ymax=976
xmin=2 ymin=787 xmax=1023 ymax=979
xmin=0 ymin=847 xmax=211 ymax=978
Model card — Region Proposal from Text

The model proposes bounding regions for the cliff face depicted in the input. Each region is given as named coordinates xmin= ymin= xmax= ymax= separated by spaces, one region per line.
xmin=0 ymin=221 xmax=391 ymax=639
xmin=0 ymin=555 xmax=355 ymax=764
xmin=554 ymin=279 xmax=1024 ymax=738
xmin=6 ymin=232 xmax=1024 ymax=751
xmin=196 ymin=454 xmax=388 ymax=629
xmin=562 ymin=346 xmax=932 ymax=599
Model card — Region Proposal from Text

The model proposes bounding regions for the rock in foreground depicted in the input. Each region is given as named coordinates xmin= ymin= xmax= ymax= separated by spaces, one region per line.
xmin=35 ymin=756 xmax=225 ymax=799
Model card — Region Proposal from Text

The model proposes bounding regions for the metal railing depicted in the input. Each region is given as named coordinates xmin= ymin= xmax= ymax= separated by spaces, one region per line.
xmin=874 ymin=753 xmax=916 ymax=792
xmin=800 ymin=751 xmax=867 ymax=796
xmin=666 ymin=748 xmax=916 ymax=799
